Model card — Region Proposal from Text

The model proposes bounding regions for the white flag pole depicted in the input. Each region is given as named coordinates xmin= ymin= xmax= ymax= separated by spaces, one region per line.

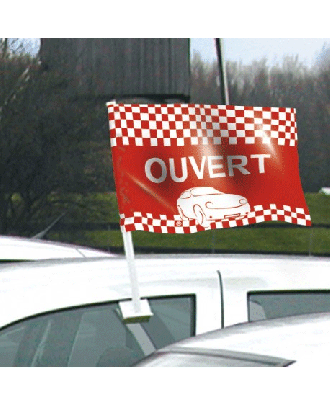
xmin=122 ymin=230 xmax=141 ymax=313
xmin=107 ymin=101 xmax=153 ymax=322
xmin=119 ymin=230 xmax=153 ymax=322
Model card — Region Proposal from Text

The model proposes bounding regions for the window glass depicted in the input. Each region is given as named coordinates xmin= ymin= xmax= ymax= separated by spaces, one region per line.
xmin=180 ymin=190 xmax=191 ymax=199
xmin=191 ymin=187 xmax=223 ymax=197
xmin=248 ymin=290 xmax=330 ymax=322
xmin=142 ymin=296 xmax=195 ymax=348
xmin=0 ymin=295 xmax=195 ymax=367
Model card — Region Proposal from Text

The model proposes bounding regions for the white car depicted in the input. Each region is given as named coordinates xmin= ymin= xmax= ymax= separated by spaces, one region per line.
xmin=1 ymin=254 xmax=330 ymax=366
xmin=135 ymin=312 xmax=330 ymax=367
xmin=0 ymin=235 xmax=117 ymax=261
xmin=177 ymin=187 xmax=250 ymax=227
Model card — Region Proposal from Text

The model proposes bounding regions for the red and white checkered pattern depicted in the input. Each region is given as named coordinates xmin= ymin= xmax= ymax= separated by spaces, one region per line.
xmin=119 ymin=204 xmax=311 ymax=233
xmin=107 ymin=103 xmax=298 ymax=148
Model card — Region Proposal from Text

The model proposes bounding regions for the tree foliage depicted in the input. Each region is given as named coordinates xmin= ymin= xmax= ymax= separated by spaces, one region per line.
xmin=1 ymin=40 xmax=330 ymax=235
xmin=0 ymin=42 xmax=113 ymax=234
xmin=191 ymin=49 xmax=330 ymax=194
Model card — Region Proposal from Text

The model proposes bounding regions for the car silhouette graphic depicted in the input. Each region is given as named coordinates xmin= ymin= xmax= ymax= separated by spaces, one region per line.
xmin=177 ymin=187 xmax=250 ymax=227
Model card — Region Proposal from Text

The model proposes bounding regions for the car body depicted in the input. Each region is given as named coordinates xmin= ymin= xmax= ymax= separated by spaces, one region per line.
xmin=135 ymin=312 xmax=330 ymax=367
xmin=0 ymin=235 xmax=117 ymax=261
xmin=0 ymin=255 xmax=222 ymax=367
xmin=1 ymin=253 xmax=330 ymax=366
xmin=177 ymin=187 xmax=250 ymax=227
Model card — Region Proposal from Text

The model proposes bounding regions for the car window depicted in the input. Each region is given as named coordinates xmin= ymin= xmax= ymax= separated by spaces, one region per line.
xmin=179 ymin=190 xmax=191 ymax=199
xmin=0 ymin=295 xmax=195 ymax=367
xmin=248 ymin=290 xmax=330 ymax=322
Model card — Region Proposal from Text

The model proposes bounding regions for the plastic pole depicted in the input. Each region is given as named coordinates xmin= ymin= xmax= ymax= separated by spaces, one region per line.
xmin=122 ymin=231 xmax=142 ymax=313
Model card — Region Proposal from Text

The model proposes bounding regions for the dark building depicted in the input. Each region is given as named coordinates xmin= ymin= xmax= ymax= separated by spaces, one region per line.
xmin=39 ymin=38 xmax=190 ymax=102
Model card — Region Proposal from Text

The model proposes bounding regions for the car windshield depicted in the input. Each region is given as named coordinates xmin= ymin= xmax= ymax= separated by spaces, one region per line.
xmin=191 ymin=188 xmax=224 ymax=197
xmin=0 ymin=295 xmax=195 ymax=367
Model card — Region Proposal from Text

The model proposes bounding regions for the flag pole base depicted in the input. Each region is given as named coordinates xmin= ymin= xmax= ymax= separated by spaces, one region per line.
xmin=119 ymin=299 xmax=153 ymax=323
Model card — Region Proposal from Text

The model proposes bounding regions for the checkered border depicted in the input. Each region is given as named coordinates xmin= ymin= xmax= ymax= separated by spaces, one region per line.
xmin=107 ymin=103 xmax=298 ymax=148
xmin=119 ymin=204 xmax=311 ymax=233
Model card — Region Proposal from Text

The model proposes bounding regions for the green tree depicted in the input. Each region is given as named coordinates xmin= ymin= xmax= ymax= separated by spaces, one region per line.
xmin=190 ymin=53 xmax=220 ymax=104
xmin=190 ymin=51 xmax=330 ymax=192
xmin=0 ymin=41 xmax=113 ymax=235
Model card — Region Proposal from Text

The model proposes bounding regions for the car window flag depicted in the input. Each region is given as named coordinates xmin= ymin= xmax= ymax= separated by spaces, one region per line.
xmin=107 ymin=103 xmax=311 ymax=233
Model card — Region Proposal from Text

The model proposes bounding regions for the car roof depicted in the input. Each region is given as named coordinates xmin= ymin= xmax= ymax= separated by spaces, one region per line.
xmin=2 ymin=253 xmax=330 ymax=331
xmin=164 ymin=312 xmax=330 ymax=364
xmin=0 ymin=235 xmax=116 ymax=261
xmin=0 ymin=254 xmax=223 ymax=329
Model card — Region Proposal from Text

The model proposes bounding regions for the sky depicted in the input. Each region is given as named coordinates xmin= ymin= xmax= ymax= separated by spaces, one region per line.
xmin=22 ymin=38 xmax=330 ymax=69
xmin=191 ymin=38 xmax=330 ymax=67
xmin=4 ymin=0 xmax=330 ymax=69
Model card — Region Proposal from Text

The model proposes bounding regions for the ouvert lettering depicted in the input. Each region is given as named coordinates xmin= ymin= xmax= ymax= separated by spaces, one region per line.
xmin=145 ymin=154 xmax=271 ymax=183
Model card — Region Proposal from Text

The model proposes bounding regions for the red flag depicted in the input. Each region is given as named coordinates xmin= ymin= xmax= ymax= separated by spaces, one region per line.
xmin=107 ymin=103 xmax=311 ymax=233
